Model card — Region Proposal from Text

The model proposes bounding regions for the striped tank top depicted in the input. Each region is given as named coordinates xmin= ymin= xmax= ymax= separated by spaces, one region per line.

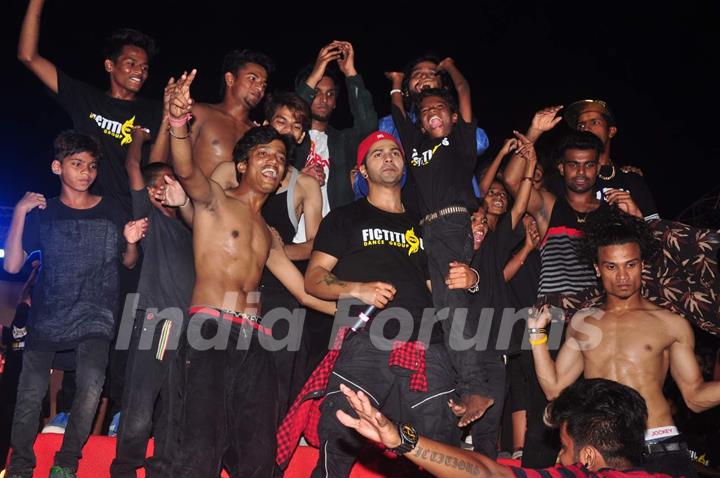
xmin=538 ymin=197 xmax=606 ymax=297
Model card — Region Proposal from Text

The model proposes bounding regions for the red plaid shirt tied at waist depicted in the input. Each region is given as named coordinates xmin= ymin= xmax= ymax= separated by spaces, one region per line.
xmin=275 ymin=329 xmax=428 ymax=467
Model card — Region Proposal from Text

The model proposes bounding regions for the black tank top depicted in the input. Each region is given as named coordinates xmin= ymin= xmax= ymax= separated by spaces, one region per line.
xmin=538 ymin=196 xmax=607 ymax=297
xmin=260 ymin=169 xmax=301 ymax=295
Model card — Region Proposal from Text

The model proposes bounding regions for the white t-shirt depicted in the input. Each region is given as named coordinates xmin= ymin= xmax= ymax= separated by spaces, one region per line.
xmin=294 ymin=130 xmax=331 ymax=243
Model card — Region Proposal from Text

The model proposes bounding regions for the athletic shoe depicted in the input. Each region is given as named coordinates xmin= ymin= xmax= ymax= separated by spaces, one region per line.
xmin=48 ymin=466 xmax=76 ymax=478
xmin=107 ymin=412 xmax=121 ymax=437
xmin=42 ymin=412 xmax=69 ymax=434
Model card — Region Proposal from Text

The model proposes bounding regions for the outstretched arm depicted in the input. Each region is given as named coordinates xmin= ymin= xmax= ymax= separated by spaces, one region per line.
xmin=503 ymin=128 xmax=555 ymax=237
xmin=126 ymin=127 xmax=152 ymax=191
xmin=385 ymin=71 xmax=405 ymax=117
xmin=336 ymin=384 xmax=514 ymax=478
xmin=509 ymin=132 xmax=539 ymax=229
xmin=148 ymin=77 xmax=176 ymax=165
xmin=266 ymin=229 xmax=336 ymax=316
xmin=18 ymin=0 xmax=58 ymax=93
xmin=479 ymin=138 xmax=517 ymax=197
xmin=528 ymin=307 xmax=585 ymax=400
xmin=669 ymin=314 xmax=720 ymax=413
xmin=437 ymin=57 xmax=472 ymax=123
xmin=168 ymin=70 xmax=215 ymax=208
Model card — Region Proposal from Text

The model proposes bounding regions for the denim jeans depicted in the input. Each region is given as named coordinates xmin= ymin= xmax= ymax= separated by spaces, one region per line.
xmin=7 ymin=339 xmax=110 ymax=477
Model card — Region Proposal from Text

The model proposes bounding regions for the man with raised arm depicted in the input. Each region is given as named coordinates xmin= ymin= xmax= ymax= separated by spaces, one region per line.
xmin=18 ymin=0 xmax=164 ymax=214
xmin=528 ymin=207 xmax=720 ymax=478
xmin=165 ymin=70 xmax=334 ymax=478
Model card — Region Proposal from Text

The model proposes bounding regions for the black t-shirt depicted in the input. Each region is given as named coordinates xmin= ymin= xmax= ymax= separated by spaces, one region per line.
xmin=546 ymin=165 xmax=659 ymax=220
xmin=22 ymin=196 xmax=129 ymax=350
xmin=131 ymin=189 xmax=194 ymax=312
xmin=56 ymin=70 xmax=163 ymax=214
xmin=313 ymin=198 xmax=439 ymax=342
xmin=391 ymin=105 xmax=478 ymax=216
xmin=469 ymin=214 xmax=524 ymax=353
xmin=0 ymin=303 xmax=30 ymax=382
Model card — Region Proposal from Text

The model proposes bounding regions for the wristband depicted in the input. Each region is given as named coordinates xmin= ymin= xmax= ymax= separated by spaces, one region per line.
xmin=166 ymin=113 xmax=193 ymax=128
xmin=467 ymin=268 xmax=480 ymax=293
xmin=169 ymin=128 xmax=191 ymax=140
xmin=527 ymin=327 xmax=546 ymax=335
xmin=390 ymin=89 xmax=403 ymax=96
xmin=529 ymin=335 xmax=548 ymax=346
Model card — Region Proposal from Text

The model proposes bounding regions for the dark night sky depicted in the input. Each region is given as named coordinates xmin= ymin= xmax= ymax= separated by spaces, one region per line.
xmin=3 ymin=1 xmax=719 ymax=220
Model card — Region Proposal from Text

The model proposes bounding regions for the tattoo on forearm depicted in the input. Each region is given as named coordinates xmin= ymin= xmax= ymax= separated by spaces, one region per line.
xmin=412 ymin=446 xmax=482 ymax=476
xmin=319 ymin=273 xmax=347 ymax=287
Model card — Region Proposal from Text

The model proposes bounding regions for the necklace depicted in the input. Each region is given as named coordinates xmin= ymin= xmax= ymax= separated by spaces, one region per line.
xmin=575 ymin=210 xmax=589 ymax=224
xmin=598 ymin=163 xmax=616 ymax=181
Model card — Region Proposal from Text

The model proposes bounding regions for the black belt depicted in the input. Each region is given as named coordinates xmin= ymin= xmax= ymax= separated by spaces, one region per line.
xmin=644 ymin=441 xmax=687 ymax=455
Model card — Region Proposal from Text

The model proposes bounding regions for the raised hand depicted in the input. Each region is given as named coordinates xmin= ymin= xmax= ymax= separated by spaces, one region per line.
xmin=513 ymin=130 xmax=537 ymax=163
xmin=498 ymin=138 xmax=519 ymax=158
xmin=527 ymin=304 xmax=552 ymax=330
xmin=123 ymin=218 xmax=148 ymax=244
xmin=530 ymin=105 xmax=563 ymax=134
xmin=162 ymin=76 xmax=177 ymax=117
xmin=168 ymin=69 xmax=197 ymax=119
xmin=16 ymin=192 xmax=47 ymax=214
xmin=154 ymin=174 xmax=187 ymax=207
xmin=335 ymin=384 xmax=401 ymax=448
xmin=436 ymin=57 xmax=456 ymax=72
xmin=335 ymin=41 xmax=357 ymax=77
xmin=307 ymin=42 xmax=344 ymax=85
xmin=384 ymin=71 xmax=404 ymax=89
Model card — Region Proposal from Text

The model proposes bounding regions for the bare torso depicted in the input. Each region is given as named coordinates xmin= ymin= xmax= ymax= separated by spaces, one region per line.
xmin=192 ymin=103 xmax=255 ymax=177
xmin=574 ymin=300 xmax=679 ymax=428
xmin=190 ymin=181 xmax=271 ymax=314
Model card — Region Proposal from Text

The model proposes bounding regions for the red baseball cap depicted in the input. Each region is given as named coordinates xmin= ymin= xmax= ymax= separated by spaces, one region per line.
xmin=356 ymin=131 xmax=404 ymax=169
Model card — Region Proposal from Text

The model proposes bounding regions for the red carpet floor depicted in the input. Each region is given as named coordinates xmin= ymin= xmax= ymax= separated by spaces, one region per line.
xmin=4 ymin=433 xmax=520 ymax=477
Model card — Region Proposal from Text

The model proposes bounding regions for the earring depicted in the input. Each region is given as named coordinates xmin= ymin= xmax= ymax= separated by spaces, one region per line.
xmin=362 ymin=174 xmax=368 ymax=179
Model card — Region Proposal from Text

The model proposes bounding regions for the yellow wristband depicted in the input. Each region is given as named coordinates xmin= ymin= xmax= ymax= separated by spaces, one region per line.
xmin=529 ymin=335 xmax=548 ymax=346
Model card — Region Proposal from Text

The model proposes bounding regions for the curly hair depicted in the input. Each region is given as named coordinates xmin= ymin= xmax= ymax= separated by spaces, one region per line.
xmin=580 ymin=206 xmax=659 ymax=265
xmin=412 ymin=87 xmax=459 ymax=115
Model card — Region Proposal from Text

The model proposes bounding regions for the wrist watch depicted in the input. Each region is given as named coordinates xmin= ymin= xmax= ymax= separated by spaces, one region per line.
xmin=389 ymin=422 xmax=419 ymax=455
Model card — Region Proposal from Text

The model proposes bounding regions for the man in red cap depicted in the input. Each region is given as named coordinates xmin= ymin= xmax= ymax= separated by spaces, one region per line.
xmin=294 ymin=131 xmax=494 ymax=477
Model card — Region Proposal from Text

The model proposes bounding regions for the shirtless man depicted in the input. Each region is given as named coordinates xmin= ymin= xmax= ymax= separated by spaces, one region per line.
xmin=528 ymin=208 xmax=720 ymax=478
xmin=189 ymin=49 xmax=274 ymax=176
xmin=166 ymin=71 xmax=333 ymax=478
xmin=211 ymin=91 xmax=322 ymax=259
